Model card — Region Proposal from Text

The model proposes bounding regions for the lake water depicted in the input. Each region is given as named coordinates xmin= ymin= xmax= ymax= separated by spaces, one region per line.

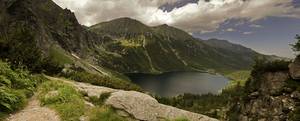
xmin=128 ymin=72 xmax=229 ymax=97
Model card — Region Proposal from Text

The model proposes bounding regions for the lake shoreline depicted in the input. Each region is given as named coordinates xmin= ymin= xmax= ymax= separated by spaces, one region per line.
xmin=127 ymin=71 xmax=230 ymax=97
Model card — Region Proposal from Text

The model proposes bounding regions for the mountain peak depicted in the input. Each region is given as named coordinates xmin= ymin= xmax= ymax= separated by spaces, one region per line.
xmin=90 ymin=17 xmax=152 ymax=37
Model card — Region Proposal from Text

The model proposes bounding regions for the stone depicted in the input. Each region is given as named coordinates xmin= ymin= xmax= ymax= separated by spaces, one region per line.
xmin=289 ymin=57 xmax=300 ymax=80
xmin=249 ymin=91 xmax=259 ymax=99
xmin=105 ymin=91 xmax=218 ymax=121
xmin=62 ymin=80 xmax=218 ymax=121
xmin=291 ymin=91 xmax=300 ymax=100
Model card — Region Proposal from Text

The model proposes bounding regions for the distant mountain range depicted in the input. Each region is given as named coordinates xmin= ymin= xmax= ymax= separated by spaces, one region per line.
xmin=0 ymin=0 xmax=276 ymax=77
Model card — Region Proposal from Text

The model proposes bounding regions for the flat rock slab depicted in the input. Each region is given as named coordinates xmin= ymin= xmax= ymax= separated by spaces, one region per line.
xmin=46 ymin=76 xmax=218 ymax=121
xmin=106 ymin=91 xmax=219 ymax=121
xmin=6 ymin=97 xmax=60 ymax=121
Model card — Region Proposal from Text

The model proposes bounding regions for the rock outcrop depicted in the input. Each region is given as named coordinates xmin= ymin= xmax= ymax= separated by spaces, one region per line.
xmin=238 ymin=71 xmax=294 ymax=121
xmin=234 ymin=58 xmax=300 ymax=121
xmin=106 ymin=91 xmax=217 ymax=121
xmin=289 ymin=56 xmax=300 ymax=80
xmin=58 ymin=77 xmax=218 ymax=121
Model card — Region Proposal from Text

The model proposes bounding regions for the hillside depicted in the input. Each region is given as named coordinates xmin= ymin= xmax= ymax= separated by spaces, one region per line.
xmin=0 ymin=0 xmax=273 ymax=76
xmin=90 ymin=18 xmax=269 ymax=74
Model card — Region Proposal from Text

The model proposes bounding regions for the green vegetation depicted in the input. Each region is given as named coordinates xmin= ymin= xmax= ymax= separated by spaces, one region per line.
xmin=63 ymin=71 xmax=142 ymax=91
xmin=225 ymin=70 xmax=251 ymax=88
xmin=38 ymin=79 xmax=130 ymax=121
xmin=0 ymin=61 xmax=46 ymax=119
xmin=157 ymin=84 xmax=245 ymax=119
xmin=291 ymin=35 xmax=300 ymax=52
xmin=49 ymin=46 xmax=73 ymax=65
xmin=0 ymin=29 xmax=63 ymax=74
xmin=89 ymin=92 xmax=111 ymax=106
xmin=88 ymin=106 xmax=128 ymax=121
xmin=38 ymin=80 xmax=85 ymax=121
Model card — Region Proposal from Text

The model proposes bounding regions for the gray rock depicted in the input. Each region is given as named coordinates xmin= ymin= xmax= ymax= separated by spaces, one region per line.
xmin=291 ymin=91 xmax=300 ymax=100
xmin=105 ymin=91 xmax=218 ymax=121
xmin=289 ymin=57 xmax=300 ymax=79
xmin=64 ymin=80 xmax=217 ymax=121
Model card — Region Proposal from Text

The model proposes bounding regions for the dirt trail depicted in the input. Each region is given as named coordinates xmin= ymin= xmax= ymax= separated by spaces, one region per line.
xmin=6 ymin=96 xmax=60 ymax=121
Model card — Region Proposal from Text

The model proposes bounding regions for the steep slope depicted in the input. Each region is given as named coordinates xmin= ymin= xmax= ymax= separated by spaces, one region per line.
xmin=90 ymin=18 xmax=266 ymax=73
xmin=0 ymin=0 xmax=129 ymax=81
xmin=0 ymin=0 xmax=272 ymax=75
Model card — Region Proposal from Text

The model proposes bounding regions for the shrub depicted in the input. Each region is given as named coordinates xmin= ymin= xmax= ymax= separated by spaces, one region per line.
xmin=0 ymin=87 xmax=26 ymax=112
xmin=292 ymin=35 xmax=300 ymax=52
xmin=251 ymin=58 xmax=290 ymax=78
xmin=0 ymin=61 xmax=45 ymax=117
xmin=0 ymin=29 xmax=63 ymax=75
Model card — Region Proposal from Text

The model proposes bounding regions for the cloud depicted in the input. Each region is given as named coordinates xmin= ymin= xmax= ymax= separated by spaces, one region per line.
xmin=249 ymin=24 xmax=263 ymax=28
xmin=225 ymin=28 xmax=235 ymax=32
xmin=52 ymin=0 xmax=300 ymax=33
xmin=243 ymin=31 xmax=253 ymax=35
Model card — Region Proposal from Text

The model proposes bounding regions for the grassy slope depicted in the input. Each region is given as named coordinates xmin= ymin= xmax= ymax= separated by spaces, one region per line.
xmin=225 ymin=70 xmax=251 ymax=88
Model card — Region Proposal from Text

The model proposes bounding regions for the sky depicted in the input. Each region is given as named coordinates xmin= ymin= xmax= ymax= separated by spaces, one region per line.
xmin=52 ymin=0 xmax=300 ymax=58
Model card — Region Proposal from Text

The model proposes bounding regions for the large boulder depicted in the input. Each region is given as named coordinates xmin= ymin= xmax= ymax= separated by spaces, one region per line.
xmin=289 ymin=56 xmax=300 ymax=80
xmin=105 ymin=91 xmax=218 ymax=121
xmin=64 ymin=79 xmax=218 ymax=121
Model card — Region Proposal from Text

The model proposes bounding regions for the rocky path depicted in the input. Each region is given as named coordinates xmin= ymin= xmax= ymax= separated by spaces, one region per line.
xmin=5 ymin=96 xmax=60 ymax=121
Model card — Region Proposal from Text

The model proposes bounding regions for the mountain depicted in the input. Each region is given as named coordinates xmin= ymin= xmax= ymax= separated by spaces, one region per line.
xmin=90 ymin=18 xmax=266 ymax=73
xmin=1 ymin=0 xmax=271 ymax=76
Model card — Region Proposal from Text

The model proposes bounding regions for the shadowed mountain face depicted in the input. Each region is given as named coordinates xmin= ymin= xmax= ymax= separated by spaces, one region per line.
xmin=0 ymin=0 xmax=267 ymax=75
xmin=90 ymin=18 xmax=265 ymax=73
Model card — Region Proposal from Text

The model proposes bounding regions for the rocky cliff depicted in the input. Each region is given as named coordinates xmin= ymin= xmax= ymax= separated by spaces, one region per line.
xmin=230 ymin=58 xmax=300 ymax=121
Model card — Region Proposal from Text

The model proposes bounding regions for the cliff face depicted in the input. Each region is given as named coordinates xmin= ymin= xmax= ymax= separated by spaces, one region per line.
xmin=231 ymin=59 xmax=300 ymax=121
xmin=0 ymin=0 xmax=101 ymax=56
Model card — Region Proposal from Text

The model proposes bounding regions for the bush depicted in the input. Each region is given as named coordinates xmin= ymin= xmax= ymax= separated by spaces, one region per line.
xmin=0 ymin=87 xmax=26 ymax=112
xmin=251 ymin=58 xmax=290 ymax=78
xmin=292 ymin=35 xmax=300 ymax=52
xmin=0 ymin=29 xmax=63 ymax=75
xmin=0 ymin=61 xmax=45 ymax=117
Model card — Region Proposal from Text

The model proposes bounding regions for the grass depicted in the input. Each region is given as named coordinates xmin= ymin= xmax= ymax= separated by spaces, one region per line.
xmin=88 ymin=106 xmax=128 ymax=121
xmin=164 ymin=117 xmax=190 ymax=121
xmin=38 ymin=79 xmax=132 ymax=121
xmin=38 ymin=80 xmax=85 ymax=121
xmin=89 ymin=92 xmax=111 ymax=106
xmin=63 ymin=71 xmax=142 ymax=91
xmin=49 ymin=46 xmax=73 ymax=65
xmin=119 ymin=39 xmax=142 ymax=47
xmin=225 ymin=70 xmax=251 ymax=88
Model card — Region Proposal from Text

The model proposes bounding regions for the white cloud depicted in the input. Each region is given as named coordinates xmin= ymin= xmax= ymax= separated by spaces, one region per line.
xmin=225 ymin=28 xmax=235 ymax=32
xmin=52 ymin=0 xmax=300 ymax=33
xmin=243 ymin=31 xmax=253 ymax=35
xmin=249 ymin=24 xmax=263 ymax=28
